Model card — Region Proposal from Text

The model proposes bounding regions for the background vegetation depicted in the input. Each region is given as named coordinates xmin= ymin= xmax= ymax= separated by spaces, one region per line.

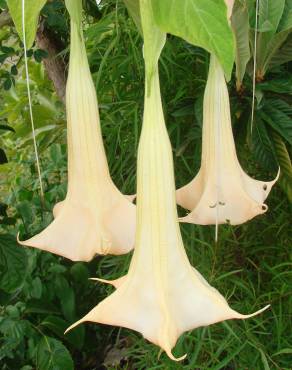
xmin=0 ymin=0 xmax=291 ymax=369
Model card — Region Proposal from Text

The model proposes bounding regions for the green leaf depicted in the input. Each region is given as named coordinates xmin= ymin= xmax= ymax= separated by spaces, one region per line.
xmin=123 ymin=0 xmax=142 ymax=35
xmin=252 ymin=116 xmax=278 ymax=171
xmin=0 ymin=148 xmax=8 ymax=164
xmin=30 ymin=277 xmax=42 ymax=299
xmin=140 ymin=0 xmax=166 ymax=85
xmin=7 ymin=0 xmax=47 ymax=49
xmin=269 ymin=33 xmax=292 ymax=68
xmin=36 ymin=336 xmax=74 ymax=370
xmin=0 ymin=234 xmax=28 ymax=293
xmin=0 ymin=125 xmax=15 ymax=132
xmin=258 ymin=76 xmax=292 ymax=93
xmin=260 ymin=99 xmax=292 ymax=145
xmin=278 ymin=0 xmax=292 ymax=32
xmin=231 ymin=0 xmax=251 ymax=88
xmin=271 ymin=130 xmax=292 ymax=202
xmin=258 ymin=348 xmax=270 ymax=370
xmin=258 ymin=0 xmax=285 ymax=33
xmin=261 ymin=29 xmax=290 ymax=74
xmin=151 ymin=0 xmax=235 ymax=80
xmin=41 ymin=315 xmax=85 ymax=350
xmin=255 ymin=0 xmax=287 ymax=75
xmin=70 ymin=263 xmax=89 ymax=285
xmin=3 ymin=78 xmax=12 ymax=90
xmin=55 ymin=276 xmax=75 ymax=321
xmin=272 ymin=348 xmax=292 ymax=356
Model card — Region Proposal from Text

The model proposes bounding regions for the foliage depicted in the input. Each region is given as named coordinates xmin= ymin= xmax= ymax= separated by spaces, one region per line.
xmin=0 ymin=0 xmax=291 ymax=369
xmin=232 ymin=0 xmax=292 ymax=201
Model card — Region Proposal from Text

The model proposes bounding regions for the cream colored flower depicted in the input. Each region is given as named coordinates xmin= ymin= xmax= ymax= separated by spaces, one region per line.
xmin=65 ymin=2 xmax=268 ymax=358
xmin=18 ymin=0 xmax=135 ymax=261
xmin=176 ymin=54 xmax=279 ymax=228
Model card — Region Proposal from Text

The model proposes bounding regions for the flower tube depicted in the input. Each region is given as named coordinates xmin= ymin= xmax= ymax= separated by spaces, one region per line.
xmin=18 ymin=0 xmax=136 ymax=261
xmin=176 ymin=54 xmax=279 ymax=227
xmin=65 ymin=1 xmax=268 ymax=359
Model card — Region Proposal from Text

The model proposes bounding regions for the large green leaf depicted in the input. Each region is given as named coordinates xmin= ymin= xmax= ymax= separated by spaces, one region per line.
xmin=123 ymin=0 xmax=142 ymax=34
xmin=7 ymin=0 xmax=47 ymax=49
xmin=151 ymin=0 xmax=235 ymax=80
xmin=36 ymin=336 xmax=74 ymax=370
xmin=231 ymin=0 xmax=251 ymax=89
xmin=0 ymin=234 xmax=28 ymax=293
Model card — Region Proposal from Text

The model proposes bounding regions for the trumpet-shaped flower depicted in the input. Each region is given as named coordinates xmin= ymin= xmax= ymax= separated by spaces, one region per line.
xmin=176 ymin=54 xmax=279 ymax=227
xmin=66 ymin=2 xmax=268 ymax=359
xmin=18 ymin=0 xmax=136 ymax=261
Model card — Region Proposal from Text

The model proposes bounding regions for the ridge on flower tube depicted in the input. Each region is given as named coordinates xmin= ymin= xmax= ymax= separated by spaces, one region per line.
xmin=65 ymin=1 xmax=269 ymax=360
xmin=18 ymin=0 xmax=136 ymax=261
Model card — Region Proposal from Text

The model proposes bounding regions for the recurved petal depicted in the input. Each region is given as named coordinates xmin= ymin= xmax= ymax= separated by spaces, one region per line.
xmin=90 ymin=275 xmax=127 ymax=288
xmin=18 ymin=202 xmax=100 ymax=261
xmin=240 ymin=167 xmax=280 ymax=204
xmin=66 ymin=265 xmax=269 ymax=361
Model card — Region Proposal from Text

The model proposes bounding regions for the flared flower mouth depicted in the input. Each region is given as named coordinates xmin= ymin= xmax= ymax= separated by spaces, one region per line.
xmin=65 ymin=2 xmax=270 ymax=360
xmin=18 ymin=0 xmax=136 ymax=261
xmin=176 ymin=55 xmax=279 ymax=229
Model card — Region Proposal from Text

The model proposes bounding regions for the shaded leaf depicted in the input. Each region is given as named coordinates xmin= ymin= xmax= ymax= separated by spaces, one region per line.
xmin=269 ymin=33 xmax=292 ymax=68
xmin=0 ymin=148 xmax=8 ymax=164
xmin=231 ymin=0 xmax=251 ymax=88
xmin=41 ymin=315 xmax=85 ymax=350
xmin=252 ymin=116 xmax=278 ymax=171
xmin=260 ymin=99 xmax=292 ymax=145
xmin=278 ymin=0 xmax=292 ymax=32
xmin=0 ymin=234 xmax=28 ymax=293
xmin=36 ymin=336 xmax=74 ymax=370
xmin=123 ymin=0 xmax=142 ymax=35
xmin=271 ymin=130 xmax=292 ymax=202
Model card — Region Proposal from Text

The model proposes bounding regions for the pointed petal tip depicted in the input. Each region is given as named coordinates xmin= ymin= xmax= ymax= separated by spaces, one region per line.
xmin=126 ymin=194 xmax=136 ymax=203
xmin=65 ymin=318 xmax=87 ymax=334
xmin=178 ymin=215 xmax=193 ymax=224
xmin=17 ymin=232 xmax=30 ymax=247
xmin=16 ymin=232 xmax=22 ymax=244
xmin=165 ymin=348 xmax=187 ymax=362
xmin=275 ymin=167 xmax=281 ymax=182
xmin=89 ymin=277 xmax=113 ymax=285
xmin=236 ymin=304 xmax=270 ymax=320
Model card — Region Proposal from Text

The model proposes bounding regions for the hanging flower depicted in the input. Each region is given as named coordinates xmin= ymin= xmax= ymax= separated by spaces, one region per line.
xmin=176 ymin=54 xmax=279 ymax=227
xmin=65 ymin=2 xmax=268 ymax=359
xmin=18 ymin=0 xmax=136 ymax=261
